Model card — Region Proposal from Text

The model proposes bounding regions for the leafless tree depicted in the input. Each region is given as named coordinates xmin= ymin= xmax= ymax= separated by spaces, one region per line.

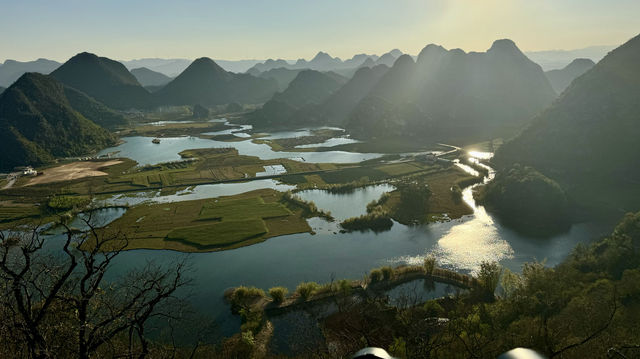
xmin=0 ymin=217 xmax=189 ymax=359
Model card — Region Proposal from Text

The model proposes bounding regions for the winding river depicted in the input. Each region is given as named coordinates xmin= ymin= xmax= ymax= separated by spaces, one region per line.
xmin=66 ymin=124 xmax=613 ymax=337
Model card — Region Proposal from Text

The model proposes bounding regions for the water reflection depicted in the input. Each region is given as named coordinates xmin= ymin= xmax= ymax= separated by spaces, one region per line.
xmin=256 ymin=165 xmax=287 ymax=177
xmin=295 ymin=137 xmax=360 ymax=148
xmin=296 ymin=184 xmax=395 ymax=222
xmin=258 ymin=127 xmax=345 ymax=140
xmin=98 ymin=135 xmax=381 ymax=165
xmin=101 ymin=179 xmax=295 ymax=206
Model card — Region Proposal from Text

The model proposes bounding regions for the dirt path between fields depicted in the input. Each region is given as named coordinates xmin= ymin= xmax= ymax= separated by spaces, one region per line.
xmin=25 ymin=160 xmax=123 ymax=186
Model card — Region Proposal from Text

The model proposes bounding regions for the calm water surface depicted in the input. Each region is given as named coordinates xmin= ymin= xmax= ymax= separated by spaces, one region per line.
xmin=86 ymin=127 xmax=613 ymax=337
xmin=98 ymin=135 xmax=381 ymax=165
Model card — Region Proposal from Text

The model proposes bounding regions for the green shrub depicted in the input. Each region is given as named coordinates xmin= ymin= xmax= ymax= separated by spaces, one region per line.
xmin=381 ymin=266 xmax=394 ymax=280
xmin=241 ymin=331 xmax=255 ymax=347
xmin=296 ymin=282 xmax=320 ymax=300
xmin=370 ymin=268 xmax=384 ymax=283
xmin=366 ymin=192 xmax=391 ymax=213
xmin=424 ymin=256 xmax=436 ymax=275
xmin=231 ymin=286 xmax=265 ymax=306
xmin=336 ymin=279 xmax=352 ymax=296
xmin=268 ymin=286 xmax=288 ymax=303
xmin=239 ymin=308 xmax=263 ymax=334
xmin=341 ymin=212 xmax=393 ymax=232
xmin=47 ymin=195 xmax=90 ymax=211
xmin=423 ymin=300 xmax=445 ymax=317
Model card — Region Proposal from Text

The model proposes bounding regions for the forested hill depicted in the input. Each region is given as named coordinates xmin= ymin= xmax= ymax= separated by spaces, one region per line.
xmin=494 ymin=33 xmax=640 ymax=216
xmin=51 ymin=52 xmax=152 ymax=110
xmin=0 ymin=73 xmax=117 ymax=170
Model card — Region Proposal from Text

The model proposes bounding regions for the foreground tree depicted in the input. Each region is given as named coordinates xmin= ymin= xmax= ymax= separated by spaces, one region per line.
xmin=0 ymin=219 xmax=189 ymax=358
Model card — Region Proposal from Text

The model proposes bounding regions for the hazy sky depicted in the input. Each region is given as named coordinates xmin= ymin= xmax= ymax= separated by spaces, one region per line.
xmin=1 ymin=0 xmax=639 ymax=62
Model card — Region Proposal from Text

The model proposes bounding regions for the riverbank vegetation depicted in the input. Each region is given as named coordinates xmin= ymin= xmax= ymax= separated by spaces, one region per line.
xmin=476 ymin=164 xmax=571 ymax=236
xmin=340 ymin=211 xmax=393 ymax=232
xmin=338 ymin=166 xmax=478 ymax=232
xmin=282 ymin=191 xmax=333 ymax=220
xmin=225 ymin=261 xmax=476 ymax=314
xmin=379 ymin=168 xmax=476 ymax=224
xmin=252 ymin=128 xmax=346 ymax=152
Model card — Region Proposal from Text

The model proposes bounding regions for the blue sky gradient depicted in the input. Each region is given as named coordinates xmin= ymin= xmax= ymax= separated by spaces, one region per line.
xmin=1 ymin=0 xmax=638 ymax=62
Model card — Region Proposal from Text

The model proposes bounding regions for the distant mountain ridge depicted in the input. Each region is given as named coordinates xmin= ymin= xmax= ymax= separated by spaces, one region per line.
xmin=545 ymin=58 xmax=596 ymax=94
xmin=0 ymin=73 xmax=117 ymax=170
xmin=121 ymin=58 xmax=263 ymax=75
xmin=154 ymin=57 xmax=278 ymax=106
xmin=120 ymin=58 xmax=192 ymax=77
xmin=525 ymin=45 xmax=614 ymax=70
xmin=0 ymin=58 xmax=61 ymax=87
xmin=246 ymin=50 xmax=402 ymax=74
xmin=257 ymin=68 xmax=303 ymax=91
xmin=131 ymin=67 xmax=173 ymax=88
xmin=51 ymin=52 xmax=152 ymax=109
xmin=248 ymin=39 xmax=556 ymax=139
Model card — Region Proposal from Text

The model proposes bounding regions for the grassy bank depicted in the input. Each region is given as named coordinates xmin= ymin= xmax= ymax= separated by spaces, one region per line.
xmin=100 ymin=189 xmax=315 ymax=252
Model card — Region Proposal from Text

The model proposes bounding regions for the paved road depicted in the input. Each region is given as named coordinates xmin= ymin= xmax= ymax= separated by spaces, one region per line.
xmin=2 ymin=172 xmax=20 ymax=190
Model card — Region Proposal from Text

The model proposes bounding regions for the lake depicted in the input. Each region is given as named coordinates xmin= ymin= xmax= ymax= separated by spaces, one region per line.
xmin=84 ymin=123 xmax=615 ymax=337
xmin=98 ymin=123 xmax=381 ymax=165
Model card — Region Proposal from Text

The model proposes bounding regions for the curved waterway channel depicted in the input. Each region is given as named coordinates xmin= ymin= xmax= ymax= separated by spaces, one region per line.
xmin=55 ymin=123 xmax=612 ymax=339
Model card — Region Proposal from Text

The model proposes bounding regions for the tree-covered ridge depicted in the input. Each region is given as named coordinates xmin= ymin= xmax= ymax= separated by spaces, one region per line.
xmin=476 ymin=164 xmax=570 ymax=235
xmin=0 ymin=73 xmax=116 ymax=170
xmin=494 ymin=33 xmax=640 ymax=215
xmin=51 ymin=52 xmax=153 ymax=109
xmin=63 ymin=86 xmax=128 ymax=130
